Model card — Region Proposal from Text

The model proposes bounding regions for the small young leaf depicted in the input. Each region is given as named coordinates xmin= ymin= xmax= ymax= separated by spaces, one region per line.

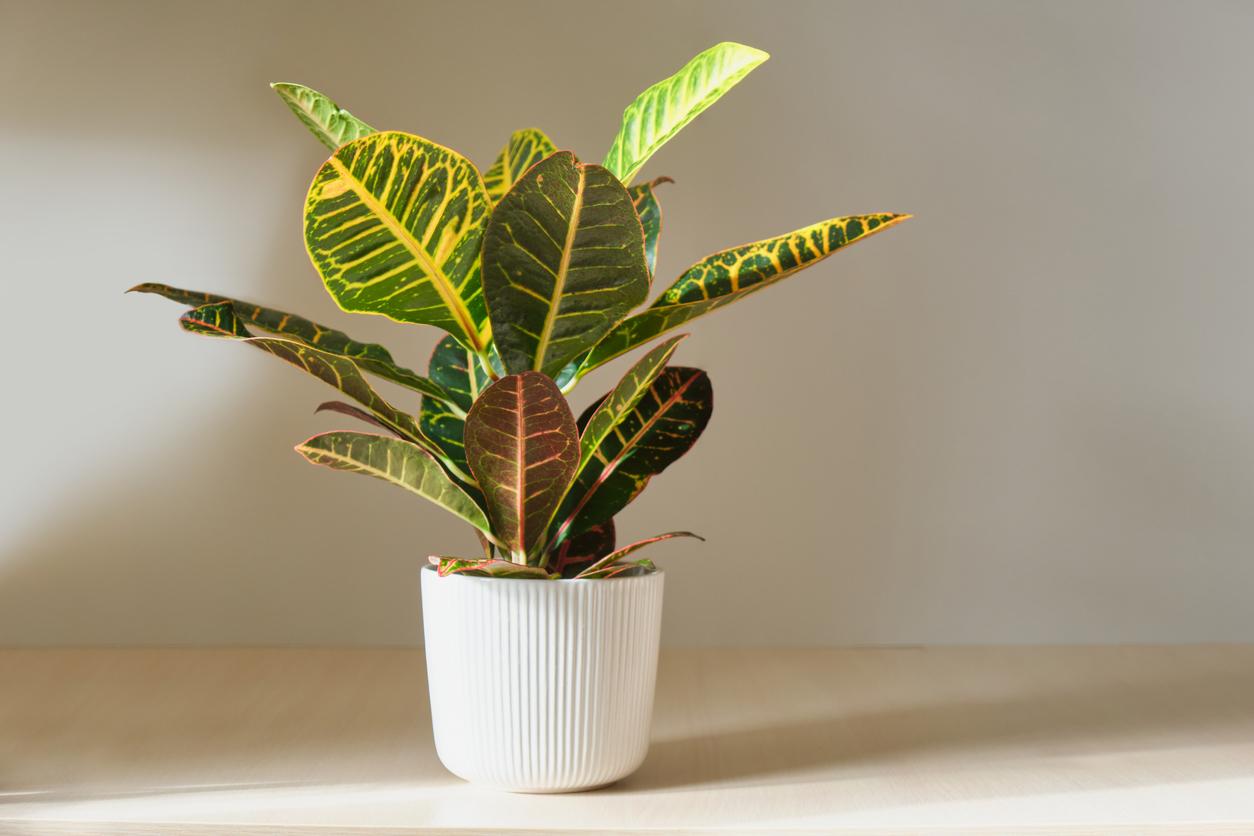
xmin=271 ymin=82 xmax=375 ymax=150
xmin=483 ymin=128 xmax=557 ymax=203
xmin=574 ymin=532 xmax=703 ymax=579
xmin=629 ymin=176 xmax=672 ymax=277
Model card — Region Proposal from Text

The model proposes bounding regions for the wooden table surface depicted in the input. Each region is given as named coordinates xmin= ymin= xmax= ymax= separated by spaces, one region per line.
xmin=3 ymin=647 xmax=1254 ymax=834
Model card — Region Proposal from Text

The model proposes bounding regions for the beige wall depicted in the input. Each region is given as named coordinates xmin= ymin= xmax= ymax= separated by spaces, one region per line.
xmin=3 ymin=0 xmax=1254 ymax=645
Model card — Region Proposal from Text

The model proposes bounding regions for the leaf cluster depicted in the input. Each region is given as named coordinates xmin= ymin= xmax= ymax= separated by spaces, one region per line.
xmin=133 ymin=43 xmax=908 ymax=578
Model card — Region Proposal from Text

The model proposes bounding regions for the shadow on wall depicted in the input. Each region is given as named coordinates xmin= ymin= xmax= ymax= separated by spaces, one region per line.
xmin=0 ymin=206 xmax=461 ymax=645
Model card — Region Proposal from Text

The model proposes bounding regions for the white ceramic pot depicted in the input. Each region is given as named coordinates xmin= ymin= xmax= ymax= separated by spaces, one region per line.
xmin=420 ymin=565 xmax=664 ymax=792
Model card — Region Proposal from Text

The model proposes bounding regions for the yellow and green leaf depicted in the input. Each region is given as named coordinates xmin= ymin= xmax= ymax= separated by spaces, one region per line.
xmin=177 ymin=302 xmax=469 ymax=480
xmin=576 ymin=334 xmax=686 ymax=476
xmin=603 ymin=42 xmax=769 ymax=183
xmin=271 ymin=82 xmax=375 ymax=151
xmin=464 ymin=372 xmax=579 ymax=563
xmin=551 ymin=366 xmax=713 ymax=546
xmin=305 ymin=131 xmax=492 ymax=351
xmin=482 ymin=128 xmax=556 ymax=203
xmin=296 ymin=431 xmax=492 ymax=537
xmin=130 ymin=283 xmax=457 ymax=407
xmin=483 ymin=150 xmax=649 ymax=377
xmin=577 ymin=213 xmax=910 ymax=375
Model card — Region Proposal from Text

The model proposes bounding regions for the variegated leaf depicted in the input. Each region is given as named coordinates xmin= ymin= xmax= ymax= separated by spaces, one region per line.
xmin=177 ymin=303 xmax=469 ymax=479
xmin=431 ymin=556 xmax=557 ymax=579
xmin=578 ymin=214 xmax=910 ymax=375
xmin=576 ymin=334 xmax=685 ymax=475
xmin=297 ymin=432 xmax=492 ymax=537
xmin=483 ymin=150 xmax=649 ymax=378
xmin=551 ymin=520 xmax=615 ymax=578
xmin=603 ymin=42 xmax=769 ymax=183
xmin=271 ymin=82 xmax=375 ymax=150
xmin=552 ymin=367 xmax=713 ymax=545
xmin=418 ymin=335 xmax=493 ymax=476
xmin=629 ymin=176 xmax=672 ymax=277
xmin=482 ymin=128 xmax=557 ymax=203
xmin=574 ymin=531 xmax=703 ymax=578
xmin=305 ymin=131 xmax=491 ymax=351
xmin=130 ymin=283 xmax=457 ymax=407
xmin=464 ymin=372 xmax=579 ymax=562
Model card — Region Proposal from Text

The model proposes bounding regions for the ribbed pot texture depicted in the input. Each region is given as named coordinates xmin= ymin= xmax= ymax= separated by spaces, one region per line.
xmin=420 ymin=566 xmax=665 ymax=792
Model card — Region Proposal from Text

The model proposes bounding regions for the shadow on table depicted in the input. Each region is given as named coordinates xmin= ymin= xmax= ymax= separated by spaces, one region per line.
xmin=611 ymin=658 xmax=1254 ymax=793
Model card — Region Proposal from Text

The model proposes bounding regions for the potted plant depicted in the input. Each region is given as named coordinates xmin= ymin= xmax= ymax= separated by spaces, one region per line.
xmin=132 ymin=41 xmax=908 ymax=792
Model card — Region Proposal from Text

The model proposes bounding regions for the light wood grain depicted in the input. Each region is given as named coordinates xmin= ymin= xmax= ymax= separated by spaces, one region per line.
xmin=3 ymin=647 xmax=1254 ymax=834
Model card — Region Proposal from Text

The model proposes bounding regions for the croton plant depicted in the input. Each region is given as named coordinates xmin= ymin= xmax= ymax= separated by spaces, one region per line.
xmin=132 ymin=42 xmax=908 ymax=580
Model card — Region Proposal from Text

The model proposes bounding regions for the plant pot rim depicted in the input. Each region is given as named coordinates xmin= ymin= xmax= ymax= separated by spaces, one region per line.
xmin=420 ymin=564 xmax=664 ymax=583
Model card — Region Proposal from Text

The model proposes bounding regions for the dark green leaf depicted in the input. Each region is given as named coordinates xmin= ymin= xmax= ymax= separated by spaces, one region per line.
xmin=418 ymin=335 xmax=493 ymax=476
xmin=552 ymin=366 xmax=713 ymax=544
xmin=628 ymin=176 xmax=672 ymax=277
xmin=483 ymin=151 xmax=649 ymax=378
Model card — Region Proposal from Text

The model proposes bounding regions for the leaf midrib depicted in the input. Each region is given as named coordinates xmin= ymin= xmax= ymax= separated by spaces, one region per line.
xmin=532 ymin=164 xmax=586 ymax=371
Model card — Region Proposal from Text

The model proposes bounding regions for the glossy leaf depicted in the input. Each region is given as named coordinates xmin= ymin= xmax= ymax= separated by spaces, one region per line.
xmin=551 ymin=520 xmax=615 ymax=578
xmin=464 ymin=372 xmax=579 ymax=562
xmin=130 ymin=283 xmax=457 ymax=406
xmin=177 ymin=303 xmax=465 ymax=477
xmin=418 ymin=335 xmax=493 ymax=476
xmin=603 ymin=42 xmax=769 ymax=183
xmin=482 ymin=128 xmax=557 ymax=203
xmin=483 ymin=150 xmax=650 ymax=378
xmin=578 ymin=213 xmax=910 ymax=375
xmin=431 ymin=556 xmax=556 ymax=579
xmin=629 ymin=176 xmax=672 ymax=277
xmin=576 ymin=334 xmax=686 ymax=475
xmin=271 ymin=82 xmax=375 ymax=150
xmin=305 ymin=131 xmax=491 ymax=351
xmin=297 ymin=432 xmax=492 ymax=537
xmin=552 ymin=367 xmax=713 ymax=544
xmin=574 ymin=531 xmax=703 ymax=578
